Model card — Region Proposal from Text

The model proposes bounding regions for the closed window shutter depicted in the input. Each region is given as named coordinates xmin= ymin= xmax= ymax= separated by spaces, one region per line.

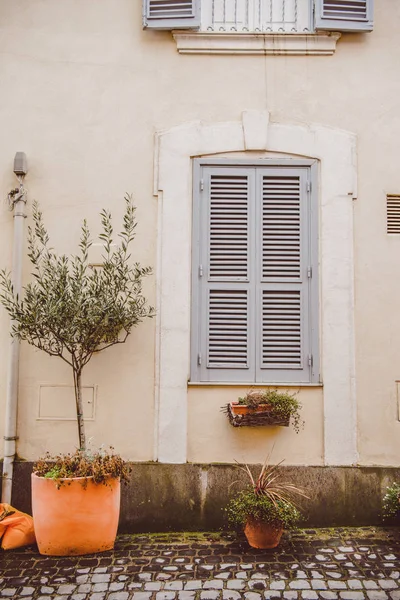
xmin=256 ymin=170 xmax=311 ymax=383
xmin=314 ymin=0 xmax=373 ymax=32
xmin=193 ymin=168 xmax=254 ymax=383
xmin=191 ymin=163 xmax=318 ymax=384
xmin=143 ymin=0 xmax=200 ymax=29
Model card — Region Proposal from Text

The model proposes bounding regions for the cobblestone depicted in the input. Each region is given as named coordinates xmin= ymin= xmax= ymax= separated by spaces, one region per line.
xmin=311 ymin=581 xmax=328 ymax=590
xmin=1 ymin=528 xmax=400 ymax=599
xmin=222 ymin=592 xmax=241 ymax=600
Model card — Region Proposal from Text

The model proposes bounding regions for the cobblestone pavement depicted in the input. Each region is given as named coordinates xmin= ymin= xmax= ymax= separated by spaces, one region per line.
xmin=1 ymin=528 xmax=400 ymax=600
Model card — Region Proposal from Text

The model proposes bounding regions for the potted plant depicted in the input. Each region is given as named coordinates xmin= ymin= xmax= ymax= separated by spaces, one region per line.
xmin=382 ymin=482 xmax=400 ymax=521
xmin=225 ymin=459 xmax=307 ymax=549
xmin=0 ymin=195 xmax=154 ymax=555
xmin=227 ymin=389 xmax=303 ymax=432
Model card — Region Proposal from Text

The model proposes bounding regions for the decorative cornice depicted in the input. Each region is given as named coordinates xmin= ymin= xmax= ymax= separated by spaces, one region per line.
xmin=173 ymin=32 xmax=341 ymax=55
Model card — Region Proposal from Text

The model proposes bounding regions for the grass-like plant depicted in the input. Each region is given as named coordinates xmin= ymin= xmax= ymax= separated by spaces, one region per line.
xmin=226 ymin=458 xmax=307 ymax=529
xmin=237 ymin=389 xmax=303 ymax=433
xmin=0 ymin=195 xmax=154 ymax=452
xmin=382 ymin=482 xmax=400 ymax=520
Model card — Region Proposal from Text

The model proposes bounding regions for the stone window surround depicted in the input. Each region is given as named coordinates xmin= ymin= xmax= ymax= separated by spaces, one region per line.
xmin=153 ymin=110 xmax=357 ymax=467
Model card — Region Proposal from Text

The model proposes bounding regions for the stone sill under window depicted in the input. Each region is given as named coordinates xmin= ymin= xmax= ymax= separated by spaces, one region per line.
xmin=173 ymin=31 xmax=341 ymax=55
xmin=188 ymin=382 xmax=323 ymax=387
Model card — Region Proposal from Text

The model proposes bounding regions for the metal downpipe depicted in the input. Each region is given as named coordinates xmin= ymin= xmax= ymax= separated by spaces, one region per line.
xmin=2 ymin=182 xmax=27 ymax=503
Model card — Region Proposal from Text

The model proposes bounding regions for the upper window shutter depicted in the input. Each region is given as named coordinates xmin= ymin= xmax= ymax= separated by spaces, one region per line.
xmin=143 ymin=0 xmax=200 ymax=30
xmin=191 ymin=167 xmax=255 ymax=383
xmin=314 ymin=0 xmax=374 ymax=32
xmin=256 ymin=169 xmax=314 ymax=383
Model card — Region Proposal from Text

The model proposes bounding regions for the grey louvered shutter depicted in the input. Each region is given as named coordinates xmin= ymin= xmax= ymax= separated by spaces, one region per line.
xmin=143 ymin=0 xmax=200 ymax=29
xmin=191 ymin=167 xmax=255 ymax=382
xmin=191 ymin=162 xmax=318 ymax=384
xmin=315 ymin=0 xmax=373 ymax=32
xmin=255 ymin=169 xmax=316 ymax=383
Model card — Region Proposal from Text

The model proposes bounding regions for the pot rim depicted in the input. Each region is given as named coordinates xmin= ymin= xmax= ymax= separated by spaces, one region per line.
xmin=230 ymin=401 xmax=271 ymax=406
xmin=31 ymin=472 xmax=120 ymax=482
xmin=246 ymin=516 xmax=284 ymax=529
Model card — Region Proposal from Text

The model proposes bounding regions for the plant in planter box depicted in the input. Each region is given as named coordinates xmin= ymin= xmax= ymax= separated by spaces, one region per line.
xmin=0 ymin=195 xmax=154 ymax=555
xmin=225 ymin=459 xmax=307 ymax=549
xmin=227 ymin=389 xmax=303 ymax=432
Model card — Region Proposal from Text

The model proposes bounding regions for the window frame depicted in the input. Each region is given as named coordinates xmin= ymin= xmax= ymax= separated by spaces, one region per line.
xmin=190 ymin=158 xmax=320 ymax=385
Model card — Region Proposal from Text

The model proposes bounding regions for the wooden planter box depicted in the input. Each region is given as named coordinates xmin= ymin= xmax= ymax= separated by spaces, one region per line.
xmin=226 ymin=402 xmax=290 ymax=428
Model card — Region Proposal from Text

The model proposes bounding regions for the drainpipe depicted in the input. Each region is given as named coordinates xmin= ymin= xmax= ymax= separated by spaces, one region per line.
xmin=2 ymin=153 xmax=28 ymax=504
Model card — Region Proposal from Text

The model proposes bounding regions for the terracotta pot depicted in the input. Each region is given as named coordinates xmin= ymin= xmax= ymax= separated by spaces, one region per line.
xmin=31 ymin=473 xmax=120 ymax=556
xmin=244 ymin=519 xmax=284 ymax=549
xmin=230 ymin=402 xmax=271 ymax=416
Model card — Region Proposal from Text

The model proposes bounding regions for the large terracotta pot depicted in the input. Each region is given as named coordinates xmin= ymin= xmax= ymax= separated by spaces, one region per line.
xmin=31 ymin=473 xmax=120 ymax=556
xmin=244 ymin=519 xmax=284 ymax=549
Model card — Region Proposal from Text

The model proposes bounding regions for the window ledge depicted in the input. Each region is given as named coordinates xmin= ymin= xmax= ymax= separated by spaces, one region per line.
xmin=173 ymin=32 xmax=341 ymax=55
xmin=188 ymin=382 xmax=323 ymax=388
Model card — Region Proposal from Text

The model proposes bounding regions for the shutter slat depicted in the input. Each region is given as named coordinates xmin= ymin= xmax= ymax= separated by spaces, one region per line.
xmin=322 ymin=0 xmax=367 ymax=19
xmin=315 ymin=0 xmax=373 ymax=32
xmin=149 ymin=0 xmax=193 ymax=17
xmin=387 ymin=195 xmax=400 ymax=234
xmin=261 ymin=290 xmax=302 ymax=367
xmin=209 ymin=174 xmax=249 ymax=280
xmin=262 ymin=176 xmax=301 ymax=280
xmin=143 ymin=0 xmax=199 ymax=29
xmin=207 ymin=289 xmax=248 ymax=368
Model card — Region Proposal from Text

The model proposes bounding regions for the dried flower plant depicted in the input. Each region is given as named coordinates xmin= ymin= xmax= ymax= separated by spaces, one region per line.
xmin=33 ymin=447 xmax=130 ymax=489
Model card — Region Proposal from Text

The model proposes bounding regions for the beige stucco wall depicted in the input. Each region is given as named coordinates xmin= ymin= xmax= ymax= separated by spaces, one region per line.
xmin=0 ymin=1 xmax=399 ymax=465
xmin=187 ymin=386 xmax=324 ymax=465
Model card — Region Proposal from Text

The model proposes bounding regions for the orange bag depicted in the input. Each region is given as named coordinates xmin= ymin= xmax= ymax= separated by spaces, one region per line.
xmin=0 ymin=503 xmax=36 ymax=550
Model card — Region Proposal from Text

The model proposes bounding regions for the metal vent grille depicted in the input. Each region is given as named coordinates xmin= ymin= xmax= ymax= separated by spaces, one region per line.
xmin=387 ymin=195 xmax=400 ymax=234
xmin=207 ymin=289 xmax=248 ymax=367
xmin=262 ymin=290 xmax=302 ymax=368
xmin=209 ymin=174 xmax=249 ymax=280
xmin=262 ymin=175 xmax=301 ymax=279
xmin=322 ymin=0 xmax=368 ymax=20
xmin=148 ymin=0 xmax=194 ymax=19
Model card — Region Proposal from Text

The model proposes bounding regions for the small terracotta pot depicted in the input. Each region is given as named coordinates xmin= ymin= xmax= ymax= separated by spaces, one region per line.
xmin=230 ymin=402 xmax=271 ymax=416
xmin=31 ymin=473 xmax=120 ymax=556
xmin=244 ymin=519 xmax=284 ymax=549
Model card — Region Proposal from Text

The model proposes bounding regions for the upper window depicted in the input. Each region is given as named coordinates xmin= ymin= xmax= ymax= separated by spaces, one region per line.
xmin=194 ymin=0 xmax=312 ymax=33
xmin=190 ymin=160 xmax=319 ymax=384
xmin=143 ymin=0 xmax=374 ymax=33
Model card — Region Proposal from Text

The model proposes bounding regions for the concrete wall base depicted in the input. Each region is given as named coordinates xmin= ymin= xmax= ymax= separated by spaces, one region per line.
xmin=4 ymin=462 xmax=399 ymax=531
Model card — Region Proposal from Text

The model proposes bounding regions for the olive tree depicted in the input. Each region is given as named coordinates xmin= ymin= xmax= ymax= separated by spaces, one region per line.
xmin=0 ymin=195 xmax=154 ymax=450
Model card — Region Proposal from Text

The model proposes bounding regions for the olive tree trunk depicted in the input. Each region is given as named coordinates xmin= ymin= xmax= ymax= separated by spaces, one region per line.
xmin=73 ymin=369 xmax=86 ymax=451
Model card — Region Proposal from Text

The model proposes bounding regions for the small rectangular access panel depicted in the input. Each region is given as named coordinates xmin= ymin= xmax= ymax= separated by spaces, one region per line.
xmin=38 ymin=384 xmax=96 ymax=420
